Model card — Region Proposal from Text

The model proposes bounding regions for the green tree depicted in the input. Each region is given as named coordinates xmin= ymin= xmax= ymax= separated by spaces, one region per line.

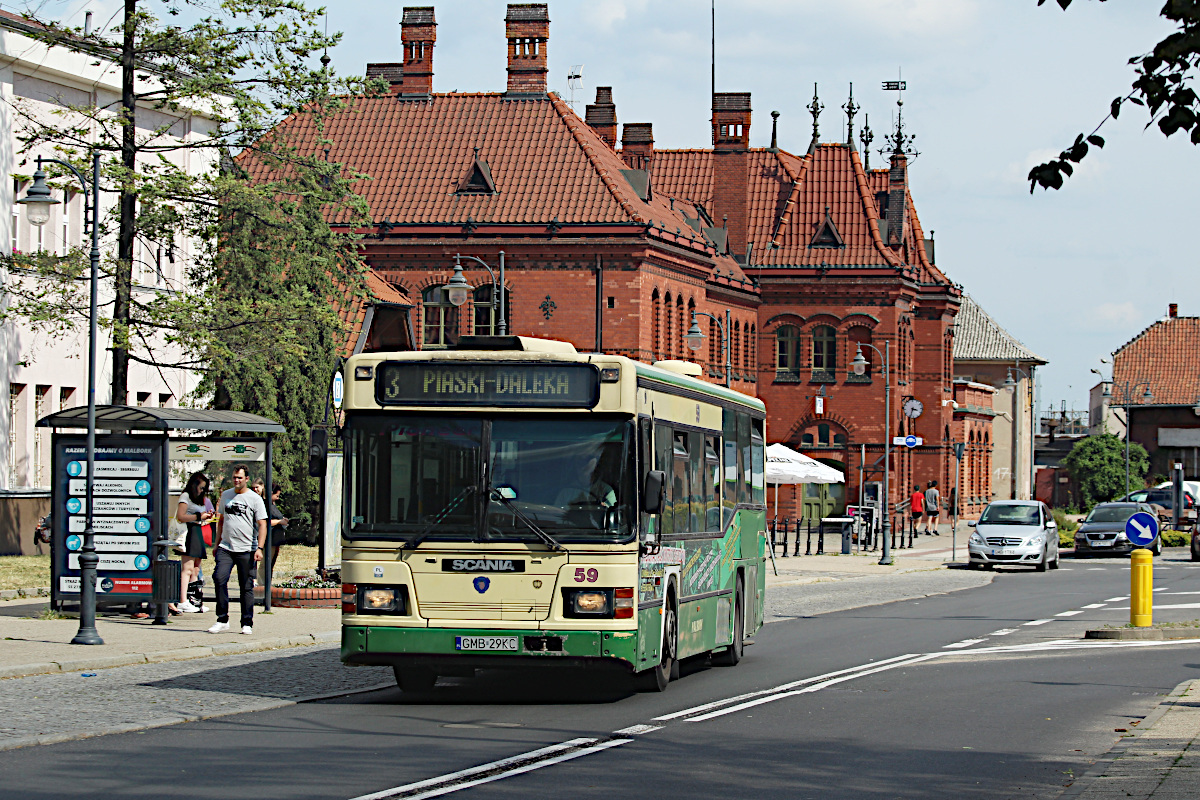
xmin=1062 ymin=434 xmax=1150 ymax=508
xmin=1029 ymin=0 xmax=1200 ymax=192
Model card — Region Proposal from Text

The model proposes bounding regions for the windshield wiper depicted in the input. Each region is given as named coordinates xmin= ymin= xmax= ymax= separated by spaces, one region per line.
xmin=488 ymin=488 xmax=565 ymax=551
xmin=402 ymin=486 xmax=475 ymax=550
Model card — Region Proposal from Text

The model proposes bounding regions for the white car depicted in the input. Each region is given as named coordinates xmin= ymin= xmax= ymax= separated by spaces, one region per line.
xmin=966 ymin=500 xmax=1059 ymax=572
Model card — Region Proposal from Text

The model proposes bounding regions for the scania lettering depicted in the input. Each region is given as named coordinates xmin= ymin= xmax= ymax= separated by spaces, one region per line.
xmin=340 ymin=336 xmax=767 ymax=693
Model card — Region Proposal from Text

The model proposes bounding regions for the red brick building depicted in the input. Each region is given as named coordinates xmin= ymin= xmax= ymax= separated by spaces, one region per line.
xmin=254 ymin=3 xmax=987 ymax=519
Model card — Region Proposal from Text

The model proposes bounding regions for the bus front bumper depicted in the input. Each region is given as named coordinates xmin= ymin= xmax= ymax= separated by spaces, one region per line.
xmin=341 ymin=625 xmax=639 ymax=671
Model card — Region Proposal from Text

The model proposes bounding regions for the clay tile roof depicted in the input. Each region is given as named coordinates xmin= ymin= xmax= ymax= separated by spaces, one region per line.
xmin=1113 ymin=316 xmax=1200 ymax=406
xmin=952 ymin=294 xmax=1045 ymax=364
xmin=402 ymin=7 xmax=435 ymax=25
xmin=652 ymin=150 xmax=712 ymax=209
xmin=505 ymin=4 xmax=549 ymax=22
xmin=336 ymin=270 xmax=412 ymax=355
xmin=713 ymin=93 xmax=751 ymax=111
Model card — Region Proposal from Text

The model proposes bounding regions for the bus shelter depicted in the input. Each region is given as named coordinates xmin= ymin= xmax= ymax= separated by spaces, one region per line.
xmin=37 ymin=406 xmax=286 ymax=616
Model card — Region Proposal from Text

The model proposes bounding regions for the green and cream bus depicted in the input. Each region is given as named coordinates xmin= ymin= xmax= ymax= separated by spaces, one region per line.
xmin=338 ymin=336 xmax=767 ymax=692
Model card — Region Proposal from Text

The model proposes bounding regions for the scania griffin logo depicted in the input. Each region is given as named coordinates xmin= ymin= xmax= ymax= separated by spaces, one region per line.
xmin=442 ymin=559 xmax=525 ymax=573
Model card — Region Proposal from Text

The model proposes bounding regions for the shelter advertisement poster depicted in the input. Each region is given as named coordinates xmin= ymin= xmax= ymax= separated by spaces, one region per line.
xmin=51 ymin=434 xmax=165 ymax=607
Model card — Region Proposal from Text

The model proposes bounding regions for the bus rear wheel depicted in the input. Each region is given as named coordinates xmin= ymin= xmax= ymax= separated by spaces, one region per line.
xmin=713 ymin=579 xmax=743 ymax=667
xmin=635 ymin=601 xmax=677 ymax=692
xmin=393 ymin=665 xmax=437 ymax=692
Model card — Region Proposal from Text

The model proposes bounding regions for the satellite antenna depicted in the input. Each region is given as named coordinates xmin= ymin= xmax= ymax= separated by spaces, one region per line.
xmin=567 ymin=64 xmax=584 ymax=110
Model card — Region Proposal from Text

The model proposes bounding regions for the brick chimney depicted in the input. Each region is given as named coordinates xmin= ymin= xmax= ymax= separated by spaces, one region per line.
xmin=711 ymin=93 xmax=751 ymax=258
xmin=1169 ymin=303 xmax=1179 ymax=318
xmin=712 ymin=92 xmax=751 ymax=151
xmin=399 ymin=6 xmax=436 ymax=97
xmin=505 ymin=4 xmax=549 ymax=96
xmin=620 ymin=123 xmax=653 ymax=171
xmin=586 ymin=86 xmax=617 ymax=148
xmin=885 ymin=151 xmax=908 ymax=247
xmin=366 ymin=63 xmax=405 ymax=94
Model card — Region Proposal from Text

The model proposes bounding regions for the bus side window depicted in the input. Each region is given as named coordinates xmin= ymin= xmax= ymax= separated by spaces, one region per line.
xmin=639 ymin=419 xmax=653 ymax=540
xmin=705 ymin=435 xmax=720 ymax=531
xmin=751 ymin=418 xmax=765 ymax=505
xmin=688 ymin=430 xmax=704 ymax=533
xmin=737 ymin=412 xmax=751 ymax=507
xmin=655 ymin=423 xmax=674 ymax=537
xmin=722 ymin=409 xmax=737 ymax=526
xmin=673 ymin=431 xmax=690 ymax=535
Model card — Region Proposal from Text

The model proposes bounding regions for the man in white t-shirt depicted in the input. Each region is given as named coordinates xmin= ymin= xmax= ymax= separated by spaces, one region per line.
xmin=208 ymin=464 xmax=268 ymax=635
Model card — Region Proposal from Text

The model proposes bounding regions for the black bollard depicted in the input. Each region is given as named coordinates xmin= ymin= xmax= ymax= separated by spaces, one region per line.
xmin=793 ymin=519 xmax=803 ymax=556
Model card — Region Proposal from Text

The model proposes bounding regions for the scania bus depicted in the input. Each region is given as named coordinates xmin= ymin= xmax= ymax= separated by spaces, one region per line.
xmin=338 ymin=335 xmax=767 ymax=691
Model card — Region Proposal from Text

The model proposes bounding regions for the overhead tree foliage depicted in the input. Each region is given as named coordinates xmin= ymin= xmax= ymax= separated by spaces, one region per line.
xmin=1063 ymin=433 xmax=1150 ymax=509
xmin=3 ymin=0 xmax=382 ymax=528
xmin=1029 ymin=0 xmax=1200 ymax=192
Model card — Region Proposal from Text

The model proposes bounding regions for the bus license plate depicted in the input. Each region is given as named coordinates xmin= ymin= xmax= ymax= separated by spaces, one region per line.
xmin=456 ymin=636 xmax=518 ymax=652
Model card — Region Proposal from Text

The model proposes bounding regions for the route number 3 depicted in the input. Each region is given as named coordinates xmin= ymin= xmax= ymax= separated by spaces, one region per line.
xmin=574 ymin=567 xmax=599 ymax=583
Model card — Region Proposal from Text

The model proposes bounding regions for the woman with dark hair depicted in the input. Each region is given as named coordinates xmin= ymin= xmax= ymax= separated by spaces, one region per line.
xmin=176 ymin=471 xmax=214 ymax=613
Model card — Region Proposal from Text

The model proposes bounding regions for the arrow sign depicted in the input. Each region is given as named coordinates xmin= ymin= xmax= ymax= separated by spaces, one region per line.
xmin=332 ymin=372 xmax=345 ymax=410
xmin=1125 ymin=511 xmax=1159 ymax=547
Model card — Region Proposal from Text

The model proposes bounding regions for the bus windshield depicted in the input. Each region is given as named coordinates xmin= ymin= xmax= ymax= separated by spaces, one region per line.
xmin=346 ymin=415 xmax=633 ymax=543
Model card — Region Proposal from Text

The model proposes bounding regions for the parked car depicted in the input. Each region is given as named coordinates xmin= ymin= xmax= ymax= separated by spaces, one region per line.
xmin=1142 ymin=488 xmax=1197 ymax=528
xmin=1074 ymin=502 xmax=1160 ymax=557
xmin=967 ymin=500 xmax=1059 ymax=571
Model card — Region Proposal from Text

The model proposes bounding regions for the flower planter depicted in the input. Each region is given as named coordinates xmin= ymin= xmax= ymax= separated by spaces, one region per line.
xmin=270 ymin=586 xmax=340 ymax=608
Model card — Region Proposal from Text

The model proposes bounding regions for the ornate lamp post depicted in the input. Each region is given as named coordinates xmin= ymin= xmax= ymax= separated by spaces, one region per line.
xmin=444 ymin=252 xmax=506 ymax=335
xmin=19 ymin=153 xmax=103 ymax=645
xmin=684 ymin=309 xmax=731 ymax=387
xmin=851 ymin=342 xmax=893 ymax=566
xmin=1102 ymin=380 xmax=1154 ymax=498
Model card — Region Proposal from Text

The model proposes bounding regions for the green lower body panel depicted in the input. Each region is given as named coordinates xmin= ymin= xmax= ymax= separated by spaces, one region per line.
xmin=342 ymin=625 xmax=640 ymax=670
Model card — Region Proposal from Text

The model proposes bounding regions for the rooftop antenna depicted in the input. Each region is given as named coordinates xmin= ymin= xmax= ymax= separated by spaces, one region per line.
xmin=566 ymin=64 xmax=584 ymax=111
xmin=711 ymin=0 xmax=716 ymax=99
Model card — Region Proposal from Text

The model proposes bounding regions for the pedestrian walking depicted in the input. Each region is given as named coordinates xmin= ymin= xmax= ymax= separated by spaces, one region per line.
xmin=909 ymin=485 xmax=925 ymax=538
xmin=175 ymin=471 xmax=214 ymax=613
xmin=208 ymin=464 xmax=268 ymax=635
xmin=924 ymin=480 xmax=941 ymax=535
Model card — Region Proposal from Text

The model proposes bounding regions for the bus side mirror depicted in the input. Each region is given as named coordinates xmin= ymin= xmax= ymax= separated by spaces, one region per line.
xmin=308 ymin=426 xmax=328 ymax=478
xmin=642 ymin=470 xmax=666 ymax=515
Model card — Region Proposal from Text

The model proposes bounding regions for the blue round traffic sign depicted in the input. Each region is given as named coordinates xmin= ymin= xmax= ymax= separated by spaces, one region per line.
xmin=133 ymin=554 xmax=150 ymax=571
xmin=904 ymin=435 xmax=918 ymax=448
xmin=134 ymin=517 xmax=151 ymax=533
xmin=66 ymin=497 xmax=82 ymax=514
xmin=67 ymin=460 xmax=83 ymax=477
xmin=1126 ymin=511 xmax=1160 ymax=547
xmin=134 ymin=479 xmax=151 ymax=496
xmin=65 ymin=535 xmax=82 ymax=551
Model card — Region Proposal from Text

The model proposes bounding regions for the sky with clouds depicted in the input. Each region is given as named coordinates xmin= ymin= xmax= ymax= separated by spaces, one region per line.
xmin=24 ymin=0 xmax=1200 ymax=417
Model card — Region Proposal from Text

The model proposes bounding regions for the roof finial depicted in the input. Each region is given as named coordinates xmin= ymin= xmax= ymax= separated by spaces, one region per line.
xmin=806 ymin=83 xmax=823 ymax=143
xmin=859 ymin=113 xmax=874 ymax=169
xmin=881 ymin=72 xmax=919 ymax=160
xmin=320 ymin=12 xmax=330 ymax=70
xmin=770 ymin=110 xmax=780 ymax=151
xmin=842 ymin=83 xmax=859 ymax=146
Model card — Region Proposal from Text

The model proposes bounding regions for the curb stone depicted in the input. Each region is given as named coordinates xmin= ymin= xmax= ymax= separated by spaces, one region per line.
xmin=0 ymin=631 xmax=340 ymax=680
xmin=0 ymin=587 xmax=51 ymax=600
xmin=1055 ymin=678 xmax=1194 ymax=799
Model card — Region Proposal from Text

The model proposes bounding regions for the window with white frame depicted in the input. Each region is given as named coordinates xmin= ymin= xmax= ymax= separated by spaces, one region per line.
xmin=33 ymin=385 xmax=49 ymax=487
xmin=9 ymin=383 xmax=24 ymax=487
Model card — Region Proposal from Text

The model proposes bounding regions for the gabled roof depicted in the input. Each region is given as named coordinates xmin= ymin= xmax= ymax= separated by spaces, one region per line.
xmin=241 ymin=92 xmax=724 ymax=259
xmin=337 ymin=269 xmax=412 ymax=356
xmin=1114 ymin=316 xmax=1200 ymax=406
xmin=952 ymin=294 xmax=1046 ymax=364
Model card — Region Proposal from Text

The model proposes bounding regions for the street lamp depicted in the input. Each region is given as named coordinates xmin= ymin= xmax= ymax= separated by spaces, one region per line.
xmin=19 ymin=153 xmax=103 ymax=645
xmin=684 ymin=309 xmax=731 ymax=387
xmin=1103 ymin=379 xmax=1154 ymax=498
xmin=851 ymin=341 xmax=893 ymax=566
xmin=443 ymin=252 xmax=506 ymax=335
xmin=1003 ymin=366 xmax=1037 ymax=500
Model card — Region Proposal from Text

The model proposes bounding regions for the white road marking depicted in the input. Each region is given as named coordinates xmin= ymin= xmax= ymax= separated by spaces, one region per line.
xmin=943 ymin=639 xmax=987 ymax=649
xmin=1105 ymin=596 xmax=1129 ymax=602
xmin=612 ymin=724 xmax=662 ymax=736
xmin=1023 ymin=619 xmax=1055 ymax=626
xmin=1056 ymin=610 xmax=1086 ymax=617
xmin=1154 ymin=587 xmax=1170 ymax=592
xmin=1114 ymin=603 xmax=1200 ymax=610
xmin=1081 ymin=604 xmax=1107 ymax=609
xmin=989 ymin=629 xmax=1017 ymax=636
xmin=1159 ymin=592 xmax=1200 ymax=595
xmin=1087 ymin=568 xmax=1106 ymax=571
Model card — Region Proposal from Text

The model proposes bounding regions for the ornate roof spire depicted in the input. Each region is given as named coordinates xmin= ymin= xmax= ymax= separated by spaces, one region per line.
xmin=859 ymin=113 xmax=874 ymax=169
xmin=806 ymin=83 xmax=823 ymax=146
xmin=770 ymin=110 xmax=779 ymax=151
xmin=842 ymin=82 xmax=859 ymax=146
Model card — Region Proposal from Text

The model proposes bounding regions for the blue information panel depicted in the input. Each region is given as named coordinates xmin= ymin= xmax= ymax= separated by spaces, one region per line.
xmin=51 ymin=434 xmax=165 ymax=606
xmin=1125 ymin=511 xmax=1159 ymax=547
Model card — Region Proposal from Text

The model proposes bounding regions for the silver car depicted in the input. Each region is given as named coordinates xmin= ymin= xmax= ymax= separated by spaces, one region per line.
xmin=966 ymin=500 xmax=1060 ymax=571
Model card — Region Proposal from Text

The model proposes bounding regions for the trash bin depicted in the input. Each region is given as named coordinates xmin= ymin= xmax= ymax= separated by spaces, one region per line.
xmin=821 ymin=516 xmax=855 ymax=555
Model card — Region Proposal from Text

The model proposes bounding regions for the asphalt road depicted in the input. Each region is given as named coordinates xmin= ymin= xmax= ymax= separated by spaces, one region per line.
xmin=4 ymin=555 xmax=1200 ymax=800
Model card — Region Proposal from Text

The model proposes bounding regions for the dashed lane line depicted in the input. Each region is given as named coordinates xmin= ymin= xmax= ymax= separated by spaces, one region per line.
xmin=1056 ymin=610 xmax=1086 ymax=617
xmin=1023 ymin=619 xmax=1055 ymax=626
xmin=989 ymin=628 xmax=1017 ymax=636
xmin=1081 ymin=604 xmax=1107 ymax=609
xmin=943 ymin=639 xmax=987 ymax=649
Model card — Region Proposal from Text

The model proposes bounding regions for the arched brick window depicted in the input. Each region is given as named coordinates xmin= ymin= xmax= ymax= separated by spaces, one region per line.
xmin=676 ymin=295 xmax=685 ymax=360
xmin=663 ymin=292 xmax=673 ymax=361
xmin=811 ymin=325 xmax=836 ymax=381
xmin=651 ymin=289 xmax=661 ymax=361
xmin=776 ymin=325 xmax=801 ymax=378
xmin=745 ymin=324 xmax=755 ymax=378
xmin=732 ymin=320 xmax=741 ymax=379
xmin=422 ymin=285 xmax=458 ymax=348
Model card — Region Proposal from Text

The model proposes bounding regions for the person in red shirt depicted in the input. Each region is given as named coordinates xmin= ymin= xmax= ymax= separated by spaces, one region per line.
xmin=910 ymin=485 xmax=925 ymax=535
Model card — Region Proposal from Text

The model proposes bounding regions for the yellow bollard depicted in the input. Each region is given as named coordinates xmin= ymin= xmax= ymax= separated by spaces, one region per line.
xmin=1130 ymin=548 xmax=1153 ymax=627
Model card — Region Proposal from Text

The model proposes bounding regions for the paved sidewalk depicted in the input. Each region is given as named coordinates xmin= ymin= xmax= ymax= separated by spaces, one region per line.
xmin=1061 ymin=679 xmax=1200 ymax=800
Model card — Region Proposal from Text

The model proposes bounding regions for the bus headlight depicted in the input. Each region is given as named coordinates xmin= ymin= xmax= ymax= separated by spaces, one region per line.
xmin=355 ymin=585 xmax=409 ymax=615
xmin=574 ymin=591 xmax=609 ymax=614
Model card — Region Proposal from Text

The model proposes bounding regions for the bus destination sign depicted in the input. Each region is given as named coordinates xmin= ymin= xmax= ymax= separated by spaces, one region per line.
xmin=376 ymin=362 xmax=599 ymax=408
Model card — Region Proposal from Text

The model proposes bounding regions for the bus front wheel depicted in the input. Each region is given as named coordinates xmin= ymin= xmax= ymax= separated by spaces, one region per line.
xmin=393 ymin=665 xmax=437 ymax=692
xmin=635 ymin=599 xmax=677 ymax=692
